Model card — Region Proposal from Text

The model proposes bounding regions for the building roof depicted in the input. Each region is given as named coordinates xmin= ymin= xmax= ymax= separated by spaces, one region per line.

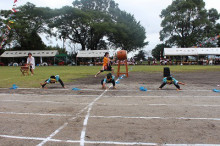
xmin=0 ymin=50 xmax=59 ymax=58
xmin=77 ymin=50 xmax=107 ymax=58
xmin=164 ymin=48 xmax=220 ymax=56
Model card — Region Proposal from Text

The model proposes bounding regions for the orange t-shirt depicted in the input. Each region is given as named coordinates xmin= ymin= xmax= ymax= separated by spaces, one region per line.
xmin=103 ymin=57 xmax=109 ymax=66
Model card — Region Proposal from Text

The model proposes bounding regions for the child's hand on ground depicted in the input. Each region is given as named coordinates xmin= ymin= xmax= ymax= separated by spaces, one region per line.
xmin=113 ymin=86 xmax=116 ymax=89
xmin=177 ymin=89 xmax=182 ymax=91
xmin=159 ymin=88 xmax=162 ymax=90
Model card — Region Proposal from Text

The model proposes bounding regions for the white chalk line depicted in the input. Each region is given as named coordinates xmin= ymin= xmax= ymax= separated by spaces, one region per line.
xmin=0 ymin=88 xmax=214 ymax=92
xmin=0 ymin=93 xmax=99 ymax=97
xmin=37 ymin=86 xmax=115 ymax=146
xmin=0 ymin=112 xmax=73 ymax=117
xmin=1 ymin=134 xmax=220 ymax=146
xmin=103 ymin=95 xmax=220 ymax=98
xmin=80 ymin=78 xmax=120 ymax=146
xmin=90 ymin=116 xmax=220 ymax=121
xmin=36 ymin=102 xmax=90 ymax=146
xmin=0 ymin=99 xmax=89 ymax=105
xmin=2 ymin=99 xmax=220 ymax=107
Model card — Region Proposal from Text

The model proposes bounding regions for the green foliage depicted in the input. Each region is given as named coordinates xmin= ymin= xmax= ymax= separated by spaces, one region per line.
xmin=160 ymin=0 xmax=220 ymax=47
xmin=134 ymin=50 xmax=147 ymax=61
xmin=0 ymin=2 xmax=52 ymax=50
xmin=152 ymin=44 xmax=171 ymax=60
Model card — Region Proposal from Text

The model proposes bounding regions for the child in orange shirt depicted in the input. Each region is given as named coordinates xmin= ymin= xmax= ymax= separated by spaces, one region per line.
xmin=95 ymin=52 xmax=114 ymax=77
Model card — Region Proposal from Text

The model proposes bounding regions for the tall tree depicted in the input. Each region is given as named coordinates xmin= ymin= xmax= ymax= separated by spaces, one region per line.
xmin=0 ymin=2 xmax=51 ymax=50
xmin=108 ymin=11 xmax=148 ymax=52
xmin=160 ymin=0 xmax=220 ymax=48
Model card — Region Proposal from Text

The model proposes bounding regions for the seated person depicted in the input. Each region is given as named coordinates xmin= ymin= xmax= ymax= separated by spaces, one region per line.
xmin=101 ymin=73 xmax=116 ymax=89
xmin=40 ymin=75 xmax=65 ymax=88
xmin=159 ymin=76 xmax=185 ymax=91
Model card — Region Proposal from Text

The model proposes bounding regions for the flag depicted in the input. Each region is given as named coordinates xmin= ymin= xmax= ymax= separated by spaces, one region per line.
xmin=7 ymin=25 xmax=11 ymax=30
xmin=12 ymin=8 xmax=17 ymax=13
xmin=14 ymin=0 xmax=18 ymax=3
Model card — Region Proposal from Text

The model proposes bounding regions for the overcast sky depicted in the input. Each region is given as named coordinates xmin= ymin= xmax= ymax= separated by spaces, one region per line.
xmin=1 ymin=0 xmax=220 ymax=56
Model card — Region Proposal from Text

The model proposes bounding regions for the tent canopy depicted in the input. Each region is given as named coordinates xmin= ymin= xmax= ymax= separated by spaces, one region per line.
xmin=164 ymin=48 xmax=220 ymax=56
xmin=77 ymin=50 xmax=107 ymax=58
xmin=0 ymin=50 xmax=59 ymax=58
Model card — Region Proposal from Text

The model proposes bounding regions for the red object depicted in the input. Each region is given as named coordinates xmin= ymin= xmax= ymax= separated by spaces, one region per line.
xmin=117 ymin=50 xmax=127 ymax=60
xmin=0 ymin=62 xmax=4 ymax=66
xmin=14 ymin=0 xmax=17 ymax=3
xmin=12 ymin=8 xmax=17 ymax=13
xmin=117 ymin=50 xmax=128 ymax=77
xmin=58 ymin=61 xmax=65 ymax=66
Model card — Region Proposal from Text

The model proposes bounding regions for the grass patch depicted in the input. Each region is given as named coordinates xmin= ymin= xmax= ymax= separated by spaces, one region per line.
xmin=0 ymin=65 xmax=219 ymax=88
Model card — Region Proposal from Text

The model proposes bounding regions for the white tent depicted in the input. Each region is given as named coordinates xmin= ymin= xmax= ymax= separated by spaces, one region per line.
xmin=0 ymin=50 xmax=58 ymax=58
xmin=77 ymin=50 xmax=107 ymax=58
xmin=164 ymin=48 xmax=220 ymax=56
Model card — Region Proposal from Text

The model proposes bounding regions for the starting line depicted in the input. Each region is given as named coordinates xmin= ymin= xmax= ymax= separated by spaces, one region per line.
xmin=0 ymin=88 xmax=215 ymax=92
xmin=0 ymin=134 xmax=219 ymax=146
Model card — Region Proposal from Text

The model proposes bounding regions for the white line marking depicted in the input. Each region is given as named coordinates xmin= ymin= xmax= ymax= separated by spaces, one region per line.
xmin=1 ymin=100 xmax=220 ymax=107
xmin=0 ymin=100 xmax=89 ymax=105
xmin=103 ymin=96 xmax=220 ymax=98
xmin=0 ymin=93 xmax=99 ymax=97
xmin=80 ymin=78 xmax=120 ymax=146
xmin=0 ymin=88 xmax=214 ymax=92
xmin=36 ymin=103 xmax=89 ymax=146
xmin=80 ymin=89 xmax=108 ymax=146
xmin=1 ymin=135 xmax=220 ymax=146
xmin=0 ymin=112 xmax=73 ymax=117
xmin=90 ymin=116 xmax=220 ymax=121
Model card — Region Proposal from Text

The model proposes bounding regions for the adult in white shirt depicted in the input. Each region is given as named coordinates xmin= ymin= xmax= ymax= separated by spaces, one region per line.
xmin=27 ymin=53 xmax=35 ymax=76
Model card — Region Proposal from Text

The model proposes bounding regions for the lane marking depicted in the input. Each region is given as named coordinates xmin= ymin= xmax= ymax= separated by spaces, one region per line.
xmin=1 ymin=100 xmax=220 ymax=107
xmin=103 ymin=96 xmax=220 ymax=98
xmin=0 ymin=93 xmax=99 ymax=97
xmin=0 ymin=135 xmax=220 ymax=146
xmin=80 ymin=78 xmax=120 ymax=146
xmin=0 ymin=112 xmax=73 ymax=117
xmin=90 ymin=116 xmax=220 ymax=121
xmin=0 ymin=100 xmax=89 ymax=105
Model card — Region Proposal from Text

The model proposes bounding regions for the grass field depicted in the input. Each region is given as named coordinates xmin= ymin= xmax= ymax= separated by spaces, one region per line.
xmin=0 ymin=65 xmax=220 ymax=88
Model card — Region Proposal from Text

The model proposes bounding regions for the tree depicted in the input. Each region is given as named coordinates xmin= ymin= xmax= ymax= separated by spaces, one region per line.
xmin=134 ymin=50 xmax=147 ymax=61
xmin=108 ymin=11 xmax=148 ymax=52
xmin=152 ymin=44 xmax=170 ymax=60
xmin=160 ymin=0 xmax=220 ymax=48
xmin=0 ymin=2 xmax=51 ymax=50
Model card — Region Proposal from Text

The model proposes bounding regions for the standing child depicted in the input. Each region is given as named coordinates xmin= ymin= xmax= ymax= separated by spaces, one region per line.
xmin=159 ymin=76 xmax=185 ymax=91
xmin=95 ymin=52 xmax=114 ymax=77
xmin=40 ymin=75 xmax=65 ymax=88
xmin=27 ymin=53 xmax=35 ymax=76
xmin=101 ymin=73 xmax=116 ymax=89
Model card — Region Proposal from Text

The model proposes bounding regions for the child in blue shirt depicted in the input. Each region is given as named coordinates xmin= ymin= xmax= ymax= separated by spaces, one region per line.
xmin=101 ymin=73 xmax=116 ymax=89
xmin=159 ymin=76 xmax=185 ymax=91
xmin=40 ymin=75 xmax=65 ymax=88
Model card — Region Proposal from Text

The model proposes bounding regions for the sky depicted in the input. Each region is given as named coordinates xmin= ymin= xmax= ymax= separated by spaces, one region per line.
xmin=1 ymin=0 xmax=220 ymax=56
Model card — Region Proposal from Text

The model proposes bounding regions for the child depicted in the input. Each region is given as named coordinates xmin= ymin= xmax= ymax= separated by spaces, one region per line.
xmin=159 ymin=76 xmax=185 ymax=91
xmin=27 ymin=53 xmax=35 ymax=76
xmin=40 ymin=75 xmax=65 ymax=88
xmin=101 ymin=73 xmax=116 ymax=89
xmin=95 ymin=52 xmax=114 ymax=77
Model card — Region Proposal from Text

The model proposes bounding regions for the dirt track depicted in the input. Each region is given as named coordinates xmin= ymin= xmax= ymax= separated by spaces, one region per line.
xmin=0 ymin=71 xmax=220 ymax=146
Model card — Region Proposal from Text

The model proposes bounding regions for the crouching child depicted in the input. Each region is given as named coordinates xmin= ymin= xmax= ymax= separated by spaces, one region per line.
xmin=101 ymin=73 xmax=116 ymax=89
xmin=159 ymin=76 xmax=185 ymax=91
xmin=40 ymin=75 xmax=65 ymax=88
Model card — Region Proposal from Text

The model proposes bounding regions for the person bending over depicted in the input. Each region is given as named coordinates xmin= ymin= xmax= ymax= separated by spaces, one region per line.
xmin=40 ymin=75 xmax=65 ymax=88
xmin=95 ymin=52 xmax=114 ymax=77
xmin=159 ymin=76 xmax=185 ymax=91
xmin=101 ymin=73 xmax=116 ymax=89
